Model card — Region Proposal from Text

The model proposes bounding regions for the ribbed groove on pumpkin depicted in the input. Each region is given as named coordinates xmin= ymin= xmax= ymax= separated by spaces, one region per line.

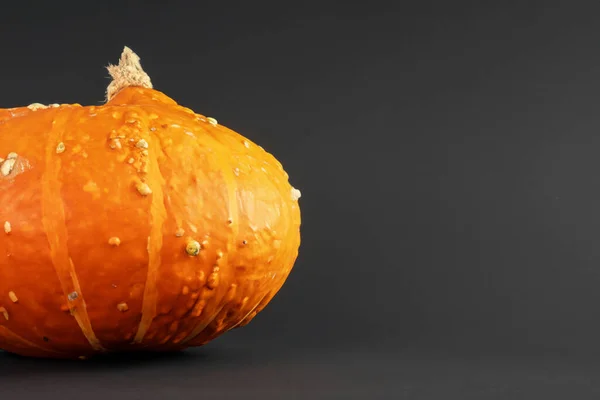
xmin=41 ymin=113 xmax=104 ymax=352
xmin=180 ymin=304 xmax=225 ymax=344
xmin=133 ymin=114 xmax=168 ymax=344
xmin=0 ymin=326 xmax=63 ymax=355
xmin=179 ymin=126 xmax=240 ymax=345
xmin=192 ymin=126 xmax=239 ymax=241
xmin=249 ymin=174 xmax=300 ymax=320
xmin=226 ymin=292 xmax=269 ymax=332
xmin=202 ymin=128 xmax=239 ymax=240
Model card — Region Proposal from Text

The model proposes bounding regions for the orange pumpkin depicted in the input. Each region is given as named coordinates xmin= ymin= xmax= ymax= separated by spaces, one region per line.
xmin=0 ymin=47 xmax=301 ymax=359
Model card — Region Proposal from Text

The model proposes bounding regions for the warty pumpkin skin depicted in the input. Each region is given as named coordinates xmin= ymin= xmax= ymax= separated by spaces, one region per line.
xmin=0 ymin=47 xmax=301 ymax=359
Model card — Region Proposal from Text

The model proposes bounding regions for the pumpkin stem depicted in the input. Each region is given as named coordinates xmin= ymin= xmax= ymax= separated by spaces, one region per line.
xmin=105 ymin=46 xmax=153 ymax=102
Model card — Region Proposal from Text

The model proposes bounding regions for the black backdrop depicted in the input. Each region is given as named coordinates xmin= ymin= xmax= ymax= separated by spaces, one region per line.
xmin=4 ymin=2 xmax=600 ymax=399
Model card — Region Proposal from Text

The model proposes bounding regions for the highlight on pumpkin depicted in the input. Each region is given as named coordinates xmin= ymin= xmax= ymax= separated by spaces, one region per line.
xmin=0 ymin=46 xmax=302 ymax=359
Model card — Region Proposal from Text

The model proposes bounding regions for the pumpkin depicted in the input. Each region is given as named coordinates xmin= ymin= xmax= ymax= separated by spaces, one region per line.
xmin=0 ymin=47 xmax=301 ymax=359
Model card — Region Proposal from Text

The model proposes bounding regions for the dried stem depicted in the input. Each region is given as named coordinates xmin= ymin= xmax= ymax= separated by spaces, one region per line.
xmin=105 ymin=46 xmax=153 ymax=102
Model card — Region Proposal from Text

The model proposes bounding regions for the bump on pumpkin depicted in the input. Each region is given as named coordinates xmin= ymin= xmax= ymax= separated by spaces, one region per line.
xmin=0 ymin=158 xmax=16 ymax=176
xmin=8 ymin=291 xmax=18 ymax=303
xmin=185 ymin=240 xmax=201 ymax=256
xmin=291 ymin=187 xmax=302 ymax=201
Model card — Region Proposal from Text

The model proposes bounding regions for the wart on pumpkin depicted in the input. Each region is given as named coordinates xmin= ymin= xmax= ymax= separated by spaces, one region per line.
xmin=135 ymin=181 xmax=152 ymax=196
xmin=0 ymin=157 xmax=16 ymax=176
xmin=8 ymin=291 xmax=18 ymax=303
xmin=185 ymin=240 xmax=201 ymax=256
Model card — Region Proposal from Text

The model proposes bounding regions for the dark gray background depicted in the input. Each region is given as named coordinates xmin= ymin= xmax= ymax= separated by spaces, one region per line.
xmin=4 ymin=1 xmax=600 ymax=398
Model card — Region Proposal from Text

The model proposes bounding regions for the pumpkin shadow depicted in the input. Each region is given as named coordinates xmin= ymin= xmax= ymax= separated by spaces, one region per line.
xmin=0 ymin=345 xmax=245 ymax=377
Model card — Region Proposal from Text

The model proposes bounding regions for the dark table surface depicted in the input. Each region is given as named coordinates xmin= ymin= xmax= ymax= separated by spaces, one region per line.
xmin=3 ymin=337 xmax=600 ymax=400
